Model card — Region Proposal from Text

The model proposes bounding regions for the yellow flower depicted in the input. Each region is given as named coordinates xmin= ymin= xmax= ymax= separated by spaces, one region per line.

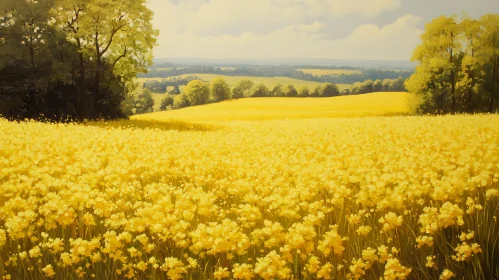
xmin=440 ymin=269 xmax=454 ymax=280
xmin=42 ymin=264 xmax=56 ymax=278
xmin=355 ymin=225 xmax=372 ymax=236
xmin=316 ymin=262 xmax=333 ymax=279
xmin=416 ymin=236 xmax=434 ymax=248
xmin=0 ymin=229 xmax=6 ymax=247
xmin=379 ymin=212 xmax=403 ymax=232
xmin=384 ymin=258 xmax=412 ymax=280
xmin=232 ymin=263 xmax=254 ymax=280
xmin=28 ymin=246 xmax=42 ymax=258
xmin=425 ymin=255 xmax=436 ymax=268
xmin=214 ymin=267 xmax=230 ymax=279
xmin=305 ymin=255 xmax=321 ymax=274
xmin=317 ymin=225 xmax=345 ymax=256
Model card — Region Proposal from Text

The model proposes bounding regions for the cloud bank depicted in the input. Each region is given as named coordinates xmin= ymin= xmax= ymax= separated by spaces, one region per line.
xmin=146 ymin=0 xmax=424 ymax=60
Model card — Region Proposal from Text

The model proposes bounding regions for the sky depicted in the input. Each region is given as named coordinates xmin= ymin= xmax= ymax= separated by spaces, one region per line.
xmin=146 ymin=0 xmax=499 ymax=61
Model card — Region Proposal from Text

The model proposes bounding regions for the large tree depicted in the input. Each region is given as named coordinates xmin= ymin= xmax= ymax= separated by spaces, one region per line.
xmin=210 ymin=77 xmax=231 ymax=101
xmin=406 ymin=15 xmax=462 ymax=113
xmin=407 ymin=14 xmax=499 ymax=114
xmin=232 ymin=79 xmax=254 ymax=99
xmin=0 ymin=0 xmax=157 ymax=120
xmin=322 ymin=83 xmax=340 ymax=97
xmin=184 ymin=80 xmax=210 ymax=105
xmin=479 ymin=14 xmax=499 ymax=112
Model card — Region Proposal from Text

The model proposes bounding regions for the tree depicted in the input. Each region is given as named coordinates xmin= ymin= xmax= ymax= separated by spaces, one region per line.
xmin=251 ymin=84 xmax=270 ymax=97
xmin=312 ymin=85 xmax=323 ymax=97
xmin=232 ymin=79 xmax=254 ymax=98
xmin=160 ymin=95 xmax=175 ymax=111
xmin=271 ymin=84 xmax=284 ymax=97
xmin=373 ymin=79 xmax=383 ymax=92
xmin=408 ymin=15 xmax=461 ymax=113
xmin=210 ymin=77 xmax=231 ymax=101
xmin=455 ymin=16 xmax=481 ymax=112
xmin=284 ymin=85 xmax=298 ymax=97
xmin=184 ymin=80 xmax=210 ymax=105
xmin=382 ymin=79 xmax=391 ymax=92
xmin=135 ymin=90 xmax=155 ymax=114
xmin=389 ymin=77 xmax=405 ymax=92
xmin=341 ymin=89 xmax=351 ymax=95
xmin=54 ymin=0 xmax=157 ymax=114
xmin=170 ymin=85 xmax=181 ymax=95
xmin=298 ymin=86 xmax=310 ymax=97
xmin=322 ymin=83 xmax=340 ymax=97
xmin=479 ymin=14 xmax=499 ymax=112
xmin=0 ymin=0 xmax=158 ymax=120
xmin=173 ymin=94 xmax=190 ymax=109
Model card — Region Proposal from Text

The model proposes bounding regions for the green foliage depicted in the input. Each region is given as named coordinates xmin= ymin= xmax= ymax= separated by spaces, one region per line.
xmin=322 ymin=83 xmax=340 ymax=97
xmin=298 ymin=86 xmax=310 ymax=97
xmin=284 ymin=85 xmax=298 ymax=97
xmin=312 ymin=85 xmax=323 ymax=97
xmin=173 ymin=94 xmax=190 ymax=109
xmin=351 ymin=77 xmax=405 ymax=95
xmin=135 ymin=90 xmax=155 ymax=114
xmin=0 ymin=0 xmax=158 ymax=121
xmin=232 ymin=79 xmax=254 ymax=99
xmin=251 ymin=84 xmax=270 ymax=97
xmin=210 ymin=77 xmax=231 ymax=101
xmin=160 ymin=95 xmax=175 ymax=111
xmin=271 ymin=84 xmax=284 ymax=97
xmin=407 ymin=14 xmax=499 ymax=114
xmin=122 ymin=89 xmax=155 ymax=115
xmin=184 ymin=80 xmax=210 ymax=106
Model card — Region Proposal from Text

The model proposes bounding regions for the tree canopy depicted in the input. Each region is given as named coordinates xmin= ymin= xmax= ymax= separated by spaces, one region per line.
xmin=0 ymin=0 xmax=158 ymax=120
xmin=210 ymin=77 xmax=231 ymax=101
xmin=184 ymin=80 xmax=210 ymax=106
xmin=406 ymin=14 xmax=499 ymax=114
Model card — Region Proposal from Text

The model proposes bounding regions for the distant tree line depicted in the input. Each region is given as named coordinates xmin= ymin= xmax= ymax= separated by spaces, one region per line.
xmin=127 ymin=75 xmax=409 ymax=115
xmin=347 ymin=77 xmax=406 ymax=95
xmin=407 ymin=14 xmax=499 ymax=113
xmin=164 ymin=79 xmax=342 ymax=111
xmin=0 ymin=0 xmax=157 ymax=121
xmin=139 ymin=66 xmax=412 ymax=85
xmin=143 ymin=76 xmax=197 ymax=93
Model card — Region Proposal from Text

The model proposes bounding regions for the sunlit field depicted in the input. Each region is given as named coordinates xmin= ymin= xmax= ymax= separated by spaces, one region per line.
xmin=133 ymin=92 xmax=412 ymax=123
xmin=2 ymin=109 xmax=499 ymax=280
xmin=169 ymin=74 xmax=352 ymax=92
xmin=297 ymin=69 xmax=362 ymax=76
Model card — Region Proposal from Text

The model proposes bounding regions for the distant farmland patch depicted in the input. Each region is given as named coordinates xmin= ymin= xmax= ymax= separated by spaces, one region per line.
xmin=172 ymin=74 xmax=352 ymax=91
xmin=297 ymin=69 xmax=362 ymax=76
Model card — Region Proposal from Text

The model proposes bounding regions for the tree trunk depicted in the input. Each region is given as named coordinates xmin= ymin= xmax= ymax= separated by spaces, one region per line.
xmin=450 ymin=47 xmax=456 ymax=113
xmin=29 ymin=39 xmax=37 ymax=77
xmin=468 ymin=72 xmax=473 ymax=113
xmin=93 ymin=31 xmax=101 ymax=118
xmin=76 ymin=38 xmax=86 ymax=119
xmin=491 ymin=30 xmax=498 ymax=113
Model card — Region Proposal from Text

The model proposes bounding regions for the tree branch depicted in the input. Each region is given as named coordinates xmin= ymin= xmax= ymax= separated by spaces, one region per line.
xmin=111 ymin=46 xmax=127 ymax=70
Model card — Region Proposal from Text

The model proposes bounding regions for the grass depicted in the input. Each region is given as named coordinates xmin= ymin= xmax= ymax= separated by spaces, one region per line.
xmin=297 ymin=68 xmax=362 ymax=76
xmin=132 ymin=92 xmax=412 ymax=124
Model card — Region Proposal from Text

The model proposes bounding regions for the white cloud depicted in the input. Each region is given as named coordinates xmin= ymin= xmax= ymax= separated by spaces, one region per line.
xmin=149 ymin=0 xmax=401 ymax=35
xmin=146 ymin=0 xmax=422 ymax=60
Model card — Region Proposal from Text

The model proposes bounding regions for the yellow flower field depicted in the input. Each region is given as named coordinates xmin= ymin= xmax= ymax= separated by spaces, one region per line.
xmin=133 ymin=92 xmax=414 ymax=123
xmin=0 ymin=114 xmax=498 ymax=279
